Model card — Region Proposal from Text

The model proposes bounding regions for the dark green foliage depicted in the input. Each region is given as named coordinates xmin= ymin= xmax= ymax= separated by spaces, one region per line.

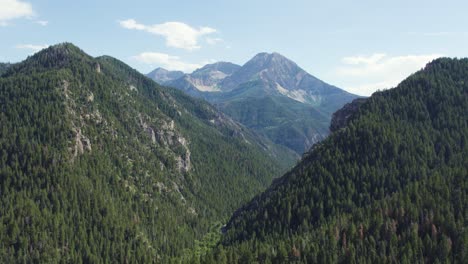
xmin=210 ymin=81 xmax=331 ymax=154
xmin=208 ymin=58 xmax=468 ymax=263
xmin=0 ymin=63 xmax=12 ymax=76
xmin=0 ymin=43 xmax=293 ymax=262
xmin=163 ymin=52 xmax=360 ymax=156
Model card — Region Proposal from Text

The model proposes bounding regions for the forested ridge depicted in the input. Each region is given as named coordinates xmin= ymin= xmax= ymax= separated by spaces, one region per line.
xmin=201 ymin=58 xmax=468 ymax=263
xmin=1 ymin=43 xmax=466 ymax=263
xmin=0 ymin=43 xmax=294 ymax=262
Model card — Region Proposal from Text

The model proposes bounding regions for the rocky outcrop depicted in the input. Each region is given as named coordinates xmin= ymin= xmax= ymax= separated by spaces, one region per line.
xmin=330 ymin=98 xmax=367 ymax=132
xmin=138 ymin=114 xmax=191 ymax=173
xmin=72 ymin=128 xmax=91 ymax=157
xmin=163 ymin=62 xmax=241 ymax=94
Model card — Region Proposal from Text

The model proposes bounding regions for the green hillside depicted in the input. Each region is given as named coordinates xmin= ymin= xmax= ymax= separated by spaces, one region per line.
xmin=159 ymin=52 xmax=359 ymax=156
xmin=209 ymin=80 xmax=330 ymax=154
xmin=0 ymin=43 xmax=294 ymax=262
xmin=205 ymin=58 xmax=468 ymax=263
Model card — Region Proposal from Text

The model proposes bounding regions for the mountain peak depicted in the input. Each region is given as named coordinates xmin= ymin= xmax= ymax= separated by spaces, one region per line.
xmin=37 ymin=42 xmax=91 ymax=60
xmin=219 ymin=52 xmax=305 ymax=91
xmin=147 ymin=67 xmax=184 ymax=84
xmin=249 ymin=52 xmax=294 ymax=67
xmin=192 ymin=61 xmax=241 ymax=76
xmin=2 ymin=42 xmax=94 ymax=76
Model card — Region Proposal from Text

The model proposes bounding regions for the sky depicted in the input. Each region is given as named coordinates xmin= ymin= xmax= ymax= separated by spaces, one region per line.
xmin=1 ymin=0 xmax=468 ymax=96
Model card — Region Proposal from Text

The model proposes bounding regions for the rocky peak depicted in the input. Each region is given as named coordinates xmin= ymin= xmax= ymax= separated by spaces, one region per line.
xmin=220 ymin=52 xmax=307 ymax=91
xmin=147 ymin=67 xmax=184 ymax=84
xmin=248 ymin=52 xmax=296 ymax=69
xmin=192 ymin=61 xmax=241 ymax=76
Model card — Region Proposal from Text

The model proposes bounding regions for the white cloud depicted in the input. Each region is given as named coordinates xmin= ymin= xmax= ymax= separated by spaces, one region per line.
xmin=336 ymin=53 xmax=443 ymax=96
xmin=407 ymin=31 xmax=468 ymax=37
xmin=0 ymin=0 xmax=34 ymax=26
xmin=206 ymin=37 xmax=223 ymax=45
xmin=15 ymin=44 xmax=48 ymax=53
xmin=119 ymin=19 xmax=217 ymax=51
xmin=35 ymin=20 xmax=48 ymax=26
xmin=131 ymin=52 xmax=201 ymax=72
xmin=341 ymin=53 xmax=386 ymax=65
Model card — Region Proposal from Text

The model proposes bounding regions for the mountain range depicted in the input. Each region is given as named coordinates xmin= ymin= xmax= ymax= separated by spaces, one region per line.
xmin=0 ymin=43 xmax=295 ymax=262
xmin=206 ymin=58 xmax=468 ymax=263
xmin=148 ymin=52 xmax=359 ymax=155
xmin=1 ymin=43 xmax=466 ymax=263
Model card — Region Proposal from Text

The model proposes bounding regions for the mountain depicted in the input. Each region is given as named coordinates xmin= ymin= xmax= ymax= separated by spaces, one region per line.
xmin=0 ymin=43 xmax=296 ymax=262
xmin=207 ymin=58 xmax=467 ymax=263
xmin=158 ymin=53 xmax=359 ymax=155
xmin=165 ymin=62 xmax=241 ymax=95
xmin=221 ymin=52 xmax=345 ymax=99
xmin=146 ymin=67 xmax=184 ymax=84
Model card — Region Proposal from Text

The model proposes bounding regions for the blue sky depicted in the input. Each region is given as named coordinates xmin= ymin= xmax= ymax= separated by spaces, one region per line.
xmin=1 ymin=0 xmax=467 ymax=95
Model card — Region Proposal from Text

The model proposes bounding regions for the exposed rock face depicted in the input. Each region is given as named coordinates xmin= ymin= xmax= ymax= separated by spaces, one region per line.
xmin=156 ymin=52 xmax=359 ymax=156
xmin=330 ymin=98 xmax=367 ymax=132
xmin=176 ymin=150 xmax=191 ymax=173
xmin=73 ymin=128 xmax=91 ymax=157
xmin=220 ymin=52 xmax=336 ymax=96
xmin=164 ymin=62 xmax=241 ymax=94
xmin=129 ymin=85 xmax=138 ymax=92
xmin=138 ymin=114 xmax=191 ymax=173
xmin=87 ymin=92 xmax=94 ymax=102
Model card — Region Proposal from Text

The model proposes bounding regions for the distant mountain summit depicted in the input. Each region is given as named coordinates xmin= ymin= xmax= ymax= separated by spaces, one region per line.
xmin=220 ymin=52 xmax=354 ymax=109
xmin=149 ymin=52 xmax=360 ymax=154
xmin=220 ymin=52 xmax=312 ymax=92
xmin=146 ymin=67 xmax=184 ymax=84
xmin=215 ymin=58 xmax=467 ymax=263
xmin=162 ymin=62 xmax=241 ymax=95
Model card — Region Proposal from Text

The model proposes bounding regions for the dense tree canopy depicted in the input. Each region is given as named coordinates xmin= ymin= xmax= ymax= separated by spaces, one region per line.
xmin=205 ymin=58 xmax=468 ymax=263
xmin=0 ymin=43 xmax=293 ymax=262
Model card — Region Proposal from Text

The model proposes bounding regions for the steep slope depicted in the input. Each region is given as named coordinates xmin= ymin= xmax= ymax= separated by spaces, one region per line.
xmin=209 ymin=82 xmax=331 ymax=154
xmin=162 ymin=53 xmax=359 ymax=155
xmin=210 ymin=53 xmax=358 ymax=154
xmin=146 ymin=67 xmax=184 ymax=84
xmin=0 ymin=43 xmax=294 ymax=262
xmin=208 ymin=58 xmax=467 ymax=263
xmin=165 ymin=62 xmax=241 ymax=96
xmin=211 ymin=52 xmax=357 ymax=112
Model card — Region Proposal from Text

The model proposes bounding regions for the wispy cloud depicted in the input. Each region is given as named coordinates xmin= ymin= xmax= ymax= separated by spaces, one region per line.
xmin=131 ymin=52 xmax=201 ymax=72
xmin=35 ymin=20 xmax=48 ymax=26
xmin=206 ymin=37 xmax=223 ymax=45
xmin=336 ymin=53 xmax=443 ymax=96
xmin=15 ymin=44 xmax=48 ymax=53
xmin=119 ymin=19 xmax=217 ymax=51
xmin=406 ymin=31 xmax=468 ymax=37
xmin=0 ymin=0 xmax=34 ymax=26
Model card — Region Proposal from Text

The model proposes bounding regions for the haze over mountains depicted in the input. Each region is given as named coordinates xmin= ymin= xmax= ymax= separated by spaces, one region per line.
xmin=148 ymin=52 xmax=359 ymax=154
